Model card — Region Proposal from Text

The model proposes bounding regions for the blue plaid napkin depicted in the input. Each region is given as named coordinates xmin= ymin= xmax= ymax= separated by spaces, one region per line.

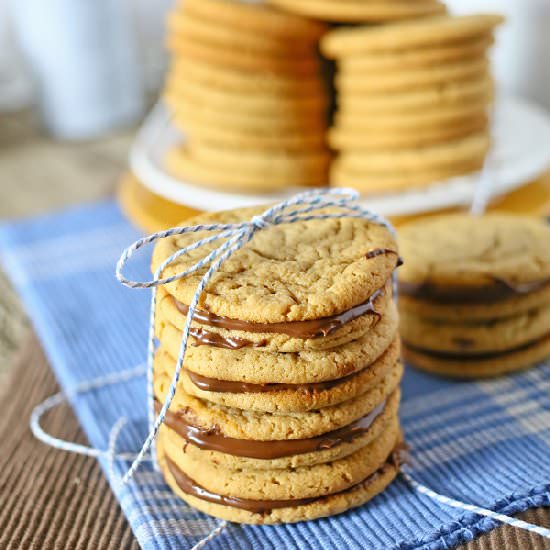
xmin=1 ymin=201 xmax=549 ymax=550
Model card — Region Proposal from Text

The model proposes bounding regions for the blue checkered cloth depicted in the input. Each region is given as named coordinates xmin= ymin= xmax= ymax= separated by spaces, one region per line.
xmin=1 ymin=201 xmax=549 ymax=550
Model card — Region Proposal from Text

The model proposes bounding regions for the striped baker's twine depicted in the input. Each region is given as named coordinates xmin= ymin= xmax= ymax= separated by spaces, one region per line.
xmin=28 ymin=187 xmax=550 ymax=545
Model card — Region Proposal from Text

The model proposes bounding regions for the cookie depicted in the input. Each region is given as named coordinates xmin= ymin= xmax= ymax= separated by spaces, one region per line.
xmin=398 ymin=215 xmax=550 ymax=292
xmin=334 ymin=103 xmax=489 ymax=133
xmin=400 ymin=304 xmax=550 ymax=354
xmin=267 ymin=0 xmax=445 ymax=23
xmin=166 ymin=34 xmax=320 ymax=75
xmin=331 ymin=160 xmax=484 ymax=194
xmin=169 ymin=59 xmax=325 ymax=96
xmin=167 ymin=10 xmax=317 ymax=58
xmin=399 ymin=285 xmax=550 ymax=322
xmin=329 ymin=117 xmax=487 ymax=150
xmin=338 ymin=36 xmax=493 ymax=72
xmin=338 ymin=76 xmax=494 ymax=114
xmin=336 ymin=58 xmax=489 ymax=93
xmin=158 ymin=440 xmax=399 ymax=524
xmin=164 ymin=93 xmax=326 ymax=133
xmin=337 ymin=132 xmax=490 ymax=173
xmin=155 ymin=389 xmax=400 ymax=471
xmin=159 ymin=415 xmax=400 ymax=500
xmin=153 ymin=361 xmax=403 ymax=441
xmin=151 ymin=206 xmax=399 ymax=323
xmin=155 ymin=305 xmax=399 ymax=384
xmin=321 ymin=14 xmax=504 ymax=57
xmin=156 ymin=280 xmax=395 ymax=352
xmin=402 ymin=334 xmax=550 ymax=378
xmin=165 ymin=147 xmax=328 ymax=192
xmin=154 ymin=338 xmax=400 ymax=412
xmin=182 ymin=0 xmax=326 ymax=41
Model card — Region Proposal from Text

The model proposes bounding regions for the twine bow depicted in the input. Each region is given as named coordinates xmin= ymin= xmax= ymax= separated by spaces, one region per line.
xmin=115 ymin=188 xmax=395 ymax=483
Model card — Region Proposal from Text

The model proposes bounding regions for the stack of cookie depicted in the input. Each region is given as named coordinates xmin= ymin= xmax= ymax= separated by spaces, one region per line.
xmin=398 ymin=215 xmax=550 ymax=378
xmin=321 ymin=14 xmax=504 ymax=195
xmin=151 ymin=206 xmax=404 ymax=524
xmin=163 ymin=0 xmax=330 ymax=193
xmin=267 ymin=0 xmax=445 ymax=23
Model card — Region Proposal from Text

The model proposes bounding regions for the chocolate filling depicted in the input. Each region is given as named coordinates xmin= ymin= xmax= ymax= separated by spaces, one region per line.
xmin=403 ymin=330 xmax=550 ymax=361
xmin=165 ymin=453 xmax=397 ymax=514
xmin=156 ymin=399 xmax=387 ymax=459
xmin=174 ymin=287 xmax=385 ymax=340
xmin=186 ymin=368 xmax=360 ymax=394
xmin=399 ymin=276 xmax=550 ymax=305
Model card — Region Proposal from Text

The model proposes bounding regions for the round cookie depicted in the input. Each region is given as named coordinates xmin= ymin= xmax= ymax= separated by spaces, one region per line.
xmin=267 ymin=0 xmax=445 ymax=23
xmin=400 ymin=303 xmax=550 ymax=354
xmin=167 ymin=10 xmax=317 ymax=58
xmin=166 ymin=34 xmax=320 ymax=75
xmin=160 ymin=417 xmax=399 ymax=500
xmin=155 ymin=339 xmax=400 ymax=412
xmin=156 ymin=281 xmax=395 ymax=352
xmin=165 ymin=77 xmax=327 ymax=117
xmin=182 ymin=0 xmax=326 ymax=41
xmin=338 ymin=76 xmax=494 ymax=115
xmin=398 ymin=215 xmax=550 ymax=291
xmin=334 ymin=103 xmax=489 ymax=133
xmin=337 ymin=132 xmax=490 ymax=173
xmin=321 ymin=14 xmax=504 ymax=57
xmin=329 ymin=117 xmax=487 ymax=150
xmin=331 ymin=159 xmax=483 ymax=193
xmin=336 ymin=58 xmax=489 ymax=93
xmin=158 ymin=442 xmax=399 ymax=524
xmin=165 ymin=147 xmax=328 ymax=192
xmin=156 ymin=389 xmax=400 ymax=470
xmin=169 ymin=59 xmax=325 ymax=95
xmin=402 ymin=335 xmax=550 ymax=378
xmin=151 ymin=205 xmax=399 ymax=323
xmin=338 ymin=36 xmax=493 ymax=72
xmin=155 ymin=305 xmax=399 ymax=384
xmin=188 ymin=141 xmax=329 ymax=175
xmin=153 ymin=361 xmax=403 ymax=441
xmin=398 ymin=284 xmax=550 ymax=322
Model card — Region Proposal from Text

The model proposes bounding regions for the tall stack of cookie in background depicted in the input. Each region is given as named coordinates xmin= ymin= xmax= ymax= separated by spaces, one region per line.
xmin=321 ymin=15 xmax=504 ymax=195
xmin=398 ymin=215 xmax=550 ymax=378
xmin=151 ymin=206 xmax=404 ymax=524
xmin=163 ymin=0 xmax=329 ymax=193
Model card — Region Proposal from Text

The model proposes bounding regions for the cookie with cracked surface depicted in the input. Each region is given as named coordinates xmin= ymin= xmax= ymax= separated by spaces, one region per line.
xmin=151 ymin=205 xmax=399 ymax=323
xmin=153 ymin=361 xmax=403 ymax=441
xmin=154 ymin=339 xmax=400 ymax=413
xmin=155 ymin=389 xmax=400 ymax=470
xmin=157 ymin=441 xmax=399 ymax=524
xmin=155 ymin=280 xmax=394 ymax=352
xmin=155 ymin=306 xmax=398 ymax=384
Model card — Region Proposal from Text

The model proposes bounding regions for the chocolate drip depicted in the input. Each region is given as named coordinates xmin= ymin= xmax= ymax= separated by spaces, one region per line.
xmin=186 ymin=368 xmax=359 ymax=394
xmin=174 ymin=288 xmax=385 ymax=341
xmin=165 ymin=454 xmax=396 ymax=514
xmin=189 ymin=328 xmax=262 ymax=349
xmin=156 ymin=400 xmax=386 ymax=459
xmin=399 ymin=276 xmax=550 ymax=305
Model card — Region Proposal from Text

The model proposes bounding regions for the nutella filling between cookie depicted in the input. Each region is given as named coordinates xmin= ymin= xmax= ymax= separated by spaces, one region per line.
xmin=399 ymin=275 xmax=550 ymax=305
xmin=172 ymin=286 xmax=386 ymax=342
xmin=165 ymin=454 xmax=397 ymax=514
xmin=155 ymin=399 xmax=387 ymax=459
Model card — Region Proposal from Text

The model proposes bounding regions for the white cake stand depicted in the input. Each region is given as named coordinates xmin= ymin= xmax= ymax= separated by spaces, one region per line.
xmin=129 ymin=96 xmax=550 ymax=217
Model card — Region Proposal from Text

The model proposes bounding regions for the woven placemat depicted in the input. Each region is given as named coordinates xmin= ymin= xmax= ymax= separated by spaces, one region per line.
xmin=1 ymin=332 xmax=548 ymax=550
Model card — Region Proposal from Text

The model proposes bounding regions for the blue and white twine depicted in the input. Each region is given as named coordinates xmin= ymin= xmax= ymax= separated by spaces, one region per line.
xmin=29 ymin=188 xmax=550 ymax=545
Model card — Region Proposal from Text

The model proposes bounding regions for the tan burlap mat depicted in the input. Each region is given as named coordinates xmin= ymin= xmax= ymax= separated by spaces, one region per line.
xmin=1 ymin=332 xmax=548 ymax=550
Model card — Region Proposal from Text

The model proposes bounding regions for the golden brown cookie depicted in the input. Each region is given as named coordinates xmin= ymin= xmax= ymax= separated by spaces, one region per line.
xmin=321 ymin=14 xmax=504 ymax=57
xmin=151 ymin=206 xmax=399 ymax=323
xmin=267 ymin=0 xmax=445 ymax=23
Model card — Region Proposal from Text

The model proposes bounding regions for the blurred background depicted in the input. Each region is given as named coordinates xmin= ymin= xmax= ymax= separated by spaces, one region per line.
xmin=1 ymin=0 xmax=550 ymax=372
